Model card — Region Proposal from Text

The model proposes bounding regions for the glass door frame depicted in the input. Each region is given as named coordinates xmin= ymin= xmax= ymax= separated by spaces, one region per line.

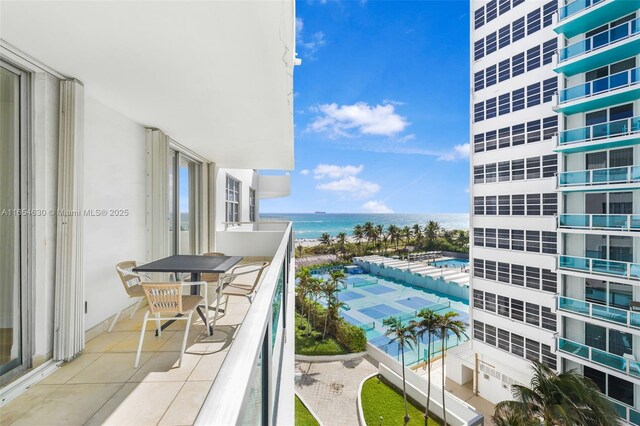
xmin=167 ymin=147 xmax=202 ymax=255
xmin=0 ymin=59 xmax=33 ymax=384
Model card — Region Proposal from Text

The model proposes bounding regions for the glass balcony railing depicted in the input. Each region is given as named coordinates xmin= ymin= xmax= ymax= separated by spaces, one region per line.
xmin=559 ymin=214 xmax=640 ymax=231
xmin=558 ymin=165 xmax=640 ymax=186
xmin=610 ymin=398 xmax=640 ymax=426
xmin=559 ymin=0 xmax=605 ymax=21
xmin=558 ymin=296 xmax=640 ymax=329
xmin=559 ymin=255 xmax=640 ymax=280
xmin=558 ymin=115 xmax=640 ymax=145
xmin=558 ymin=67 xmax=640 ymax=104
xmin=559 ymin=18 xmax=640 ymax=62
xmin=558 ymin=337 xmax=640 ymax=378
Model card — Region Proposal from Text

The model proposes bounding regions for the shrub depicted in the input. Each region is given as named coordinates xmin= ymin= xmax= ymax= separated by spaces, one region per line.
xmin=297 ymin=298 xmax=367 ymax=353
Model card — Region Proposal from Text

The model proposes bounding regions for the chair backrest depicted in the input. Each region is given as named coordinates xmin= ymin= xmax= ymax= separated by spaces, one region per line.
xmin=116 ymin=261 xmax=142 ymax=296
xmin=201 ymin=252 xmax=225 ymax=282
xmin=227 ymin=261 xmax=270 ymax=291
xmin=142 ymin=283 xmax=183 ymax=314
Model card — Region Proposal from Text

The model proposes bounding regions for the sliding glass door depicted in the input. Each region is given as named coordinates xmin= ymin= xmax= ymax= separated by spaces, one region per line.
xmin=168 ymin=149 xmax=200 ymax=255
xmin=0 ymin=63 xmax=23 ymax=378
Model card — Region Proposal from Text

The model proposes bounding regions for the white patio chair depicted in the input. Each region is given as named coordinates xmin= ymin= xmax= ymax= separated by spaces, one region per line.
xmin=135 ymin=280 xmax=208 ymax=367
xmin=211 ymin=262 xmax=270 ymax=332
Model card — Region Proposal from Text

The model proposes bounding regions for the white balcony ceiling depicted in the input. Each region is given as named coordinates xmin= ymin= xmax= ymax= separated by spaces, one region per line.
xmin=0 ymin=0 xmax=295 ymax=170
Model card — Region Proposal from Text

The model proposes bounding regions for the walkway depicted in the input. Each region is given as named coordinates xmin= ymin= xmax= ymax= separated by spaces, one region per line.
xmin=295 ymin=356 xmax=378 ymax=426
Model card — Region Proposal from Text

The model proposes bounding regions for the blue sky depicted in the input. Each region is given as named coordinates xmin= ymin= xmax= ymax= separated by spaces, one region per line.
xmin=261 ymin=0 xmax=470 ymax=214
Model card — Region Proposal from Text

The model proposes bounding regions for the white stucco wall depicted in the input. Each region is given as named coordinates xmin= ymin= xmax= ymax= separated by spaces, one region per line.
xmin=83 ymin=95 xmax=147 ymax=330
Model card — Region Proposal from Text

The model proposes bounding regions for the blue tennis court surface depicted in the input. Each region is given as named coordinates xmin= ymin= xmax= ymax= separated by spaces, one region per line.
xmin=362 ymin=284 xmax=395 ymax=295
xmin=359 ymin=304 xmax=401 ymax=319
xmin=396 ymin=297 xmax=434 ymax=310
xmin=338 ymin=291 xmax=365 ymax=302
xmin=311 ymin=269 xmax=469 ymax=366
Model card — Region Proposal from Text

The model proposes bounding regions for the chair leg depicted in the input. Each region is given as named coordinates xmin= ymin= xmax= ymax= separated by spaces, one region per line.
xmin=212 ymin=287 xmax=222 ymax=334
xmin=179 ymin=312 xmax=193 ymax=367
xmin=155 ymin=312 xmax=162 ymax=337
xmin=108 ymin=310 xmax=121 ymax=333
xmin=204 ymin=285 xmax=210 ymax=336
xmin=135 ymin=310 xmax=150 ymax=368
xmin=130 ymin=298 xmax=143 ymax=319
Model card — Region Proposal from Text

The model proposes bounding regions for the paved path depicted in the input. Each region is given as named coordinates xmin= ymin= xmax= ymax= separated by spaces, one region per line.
xmin=295 ymin=356 xmax=378 ymax=426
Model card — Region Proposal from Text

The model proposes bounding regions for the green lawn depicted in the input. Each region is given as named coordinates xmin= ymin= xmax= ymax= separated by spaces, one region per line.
xmin=295 ymin=395 xmax=320 ymax=426
xmin=295 ymin=313 xmax=349 ymax=356
xmin=361 ymin=376 xmax=441 ymax=426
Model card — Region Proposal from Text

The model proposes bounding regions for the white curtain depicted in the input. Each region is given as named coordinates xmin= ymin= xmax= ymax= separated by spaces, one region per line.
xmin=53 ymin=79 xmax=84 ymax=362
xmin=145 ymin=128 xmax=170 ymax=261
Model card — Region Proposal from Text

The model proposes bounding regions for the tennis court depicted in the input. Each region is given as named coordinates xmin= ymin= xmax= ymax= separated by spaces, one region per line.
xmin=312 ymin=270 xmax=469 ymax=366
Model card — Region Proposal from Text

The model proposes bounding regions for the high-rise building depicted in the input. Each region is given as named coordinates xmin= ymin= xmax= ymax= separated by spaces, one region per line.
xmin=465 ymin=0 xmax=640 ymax=422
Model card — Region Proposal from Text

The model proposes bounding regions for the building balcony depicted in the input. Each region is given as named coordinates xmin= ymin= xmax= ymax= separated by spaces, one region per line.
xmin=555 ymin=0 xmax=640 ymax=38
xmin=558 ymin=255 xmax=640 ymax=281
xmin=0 ymin=222 xmax=295 ymax=425
xmin=555 ymin=115 xmax=640 ymax=153
xmin=558 ymin=296 xmax=640 ymax=329
xmin=559 ymin=214 xmax=640 ymax=232
xmin=610 ymin=398 xmax=640 ymax=426
xmin=554 ymin=67 xmax=640 ymax=115
xmin=558 ymin=337 xmax=640 ymax=380
xmin=557 ymin=165 xmax=640 ymax=190
xmin=556 ymin=17 xmax=640 ymax=76
xmin=258 ymin=174 xmax=291 ymax=199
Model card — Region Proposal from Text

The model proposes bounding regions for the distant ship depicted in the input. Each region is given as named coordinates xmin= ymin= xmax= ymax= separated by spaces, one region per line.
xmin=314 ymin=211 xmax=326 ymax=214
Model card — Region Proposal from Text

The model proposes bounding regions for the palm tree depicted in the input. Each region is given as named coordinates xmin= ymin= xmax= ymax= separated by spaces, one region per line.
xmin=382 ymin=316 xmax=417 ymax=425
xmin=353 ymin=224 xmax=364 ymax=254
xmin=412 ymin=224 xmax=422 ymax=246
xmin=388 ymin=224 xmax=400 ymax=253
xmin=437 ymin=311 xmax=467 ymax=426
xmin=295 ymin=267 xmax=312 ymax=315
xmin=319 ymin=232 xmax=333 ymax=251
xmin=493 ymin=361 xmax=620 ymax=426
xmin=322 ymin=270 xmax=346 ymax=339
xmin=308 ymin=277 xmax=323 ymax=331
xmin=336 ymin=232 xmax=347 ymax=259
xmin=296 ymin=244 xmax=304 ymax=258
xmin=415 ymin=309 xmax=441 ymax=425
xmin=363 ymin=221 xmax=375 ymax=252
xmin=402 ymin=225 xmax=412 ymax=248
xmin=425 ymin=221 xmax=441 ymax=248
xmin=375 ymin=224 xmax=384 ymax=253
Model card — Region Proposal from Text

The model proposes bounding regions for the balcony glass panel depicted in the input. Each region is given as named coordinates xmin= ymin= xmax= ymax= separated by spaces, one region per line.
xmin=630 ymin=359 xmax=640 ymax=378
xmin=559 ymin=0 xmax=605 ymax=20
xmin=559 ymin=18 xmax=640 ymax=62
xmin=592 ymin=346 xmax=627 ymax=372
xmin=558 ymin=337 xmax=590 ymax=358
xmin=591 ymin=303 xmax=628 ymax=325
xmin=559 ymin=297 xmax=590 ymax=315
xmin=560 ymin=255 xmax=590 ymax=271
xmin=631 ymin=408 xmax=640 ymax=425
xmin=559 ymin=116 xmax=640 ymax=145
xmin=558 ymin=166 xmax=640 ymax=186
xmin=592 ymin=214 xmax=627 ymax=229
xmin=592 ymin=259 xmax=627 ymax=276
xmin=631 ymin=312 xmax=640 ymax=328
xmin=559 ymin=214 xmax=590 ymax=228
xmin=559 ymin=67 xmax=640 ymax=103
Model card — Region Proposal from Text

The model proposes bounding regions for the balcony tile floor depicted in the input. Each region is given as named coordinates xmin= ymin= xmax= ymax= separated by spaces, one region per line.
xmin=1 ymin=295 xmax=252 ymax=426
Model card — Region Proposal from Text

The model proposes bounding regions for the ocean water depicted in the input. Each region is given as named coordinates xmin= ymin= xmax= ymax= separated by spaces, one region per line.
xmin=261 ymin=213 xmax=469 ymax=240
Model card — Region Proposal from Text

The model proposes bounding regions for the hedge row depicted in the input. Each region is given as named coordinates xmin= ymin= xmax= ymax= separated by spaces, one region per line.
xmin=297 ymin=298 xmax=367 ymax=353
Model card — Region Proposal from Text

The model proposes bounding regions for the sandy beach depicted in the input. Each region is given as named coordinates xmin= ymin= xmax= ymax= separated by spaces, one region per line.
xmin=295 ymin=236 xmax=358 ymax=248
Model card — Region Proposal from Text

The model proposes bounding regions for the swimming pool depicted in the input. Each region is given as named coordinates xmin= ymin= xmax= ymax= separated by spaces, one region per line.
xmin=313 ymin=272 xmax=469 ymax=366
xmin=431 ymin=258 xmax=469 ymax=269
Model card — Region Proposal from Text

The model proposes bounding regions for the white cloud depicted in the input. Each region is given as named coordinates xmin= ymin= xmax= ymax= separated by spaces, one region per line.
xmin=312 ymin=163 xmax=380 ymax=199
xmin=309 ymin=102 xmax=409 ymax=137
xmin=395 ymin=133 xmax=415 ymax=143
xmin=438 ymin=143 xmax=470 ymax=161
xmin=313 ymin=164 xmax=363 ymax=179
xmin=300 ymin=169 xmax=310 ymax=176
xmin=361 ymin=200 xmax=394 ymax=214
xmin=296 ymin=18 xmax=326 ymax=60
xmin=317 ymin=176 xmax=380 ymax=199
